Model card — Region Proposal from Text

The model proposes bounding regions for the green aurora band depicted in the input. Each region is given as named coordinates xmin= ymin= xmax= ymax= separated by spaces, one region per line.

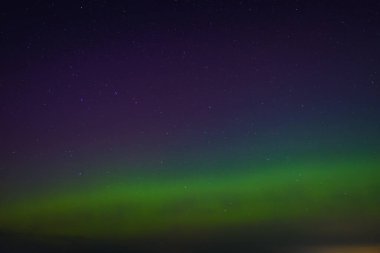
xmin=1 ymin=155 xmax=379 ymax=240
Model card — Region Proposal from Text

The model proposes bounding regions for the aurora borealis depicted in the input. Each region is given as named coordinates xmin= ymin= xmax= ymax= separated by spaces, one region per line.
xmin=1 ymin=1 xmax=380 ymax=252
xmin=2 ymin=155 xmax=380 ymax=239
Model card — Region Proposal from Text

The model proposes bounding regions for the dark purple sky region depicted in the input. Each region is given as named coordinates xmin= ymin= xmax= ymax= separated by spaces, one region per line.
xmin=2 ymin=1 xmax=379 ymax=163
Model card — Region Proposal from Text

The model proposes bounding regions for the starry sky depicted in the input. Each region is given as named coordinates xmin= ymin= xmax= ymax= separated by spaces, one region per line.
xmin=1 ymin=1 xmax=380 ymax=252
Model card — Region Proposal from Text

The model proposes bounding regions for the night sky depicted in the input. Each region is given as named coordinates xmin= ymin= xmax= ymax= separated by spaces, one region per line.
xmin=1 ymin=1 xmax=380 ymax=252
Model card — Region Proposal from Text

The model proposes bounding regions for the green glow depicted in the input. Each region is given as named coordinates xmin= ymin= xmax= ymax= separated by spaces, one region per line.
xmin=0 ymin=156 xmax=379 ymax=240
